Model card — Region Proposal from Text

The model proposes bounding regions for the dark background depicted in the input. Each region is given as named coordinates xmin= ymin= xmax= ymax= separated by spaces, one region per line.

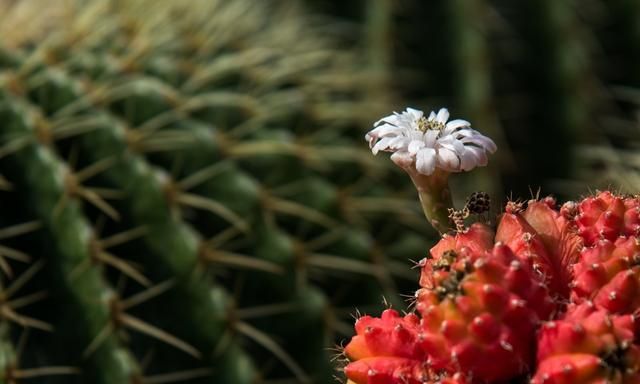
xmin=308 ymin=0 xmax=640 ymax=203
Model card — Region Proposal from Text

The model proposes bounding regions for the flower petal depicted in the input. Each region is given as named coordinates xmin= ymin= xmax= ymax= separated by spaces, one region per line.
xmin=408 ymin=139 xmax=425 ymax=155
xmin=465 ymin=146 xmax=488 ymax=166
xmin=451 ymin=128 xmax=476 ymax=138
xmin=387 ymin=136 xmax=409 ymax=151
xmin=483 ymin=137 xmax=497 ymax=153
xmin=435 ymin=108 xmax=450 ymax=124
xmin=374 ymin=114 xmax=400 ymax=127
xmin=438 ymin=137 xmax=465 ymax=155
xmin=437 ymin=147 xmax=460 ymax=171
xmin=461 ymin=134 xmax=497 ymax=153
xmin=406 ymin=107 xmax=424 ymax=121
xmin=371 ymin=137 xmax=394 ymax=154
xmin=416 ymin=148 xmax=436 ymax=175
xmin=390 ymin=151 xmax=414 ymax=169
xmin=460 ymin=149 xmax=477 ymax=171
xmin=367 ymin=123 xmax=401 ymax=139
xmin=424 ymin=129 xmax=439 ymax=147
xmin=444 ymin=119 xmax=470 ymax=134
xmin=445 ymin=119 xmax=470 ymax=129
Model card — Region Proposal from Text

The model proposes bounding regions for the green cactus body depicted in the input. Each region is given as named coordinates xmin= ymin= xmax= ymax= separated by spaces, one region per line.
xmin=0 ymin=0 xmax=429 ymax=383
xmin=0 ymin=94 xmax=138 ymax=384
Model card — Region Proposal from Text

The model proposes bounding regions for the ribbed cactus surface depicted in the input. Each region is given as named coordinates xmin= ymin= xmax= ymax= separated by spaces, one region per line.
xmin=0 ymin=1 xmax=431 ymax=383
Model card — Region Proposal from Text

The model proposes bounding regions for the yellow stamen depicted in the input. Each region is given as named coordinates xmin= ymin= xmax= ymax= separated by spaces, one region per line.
xmin=417 ymin=117 xmax=445 ymax=132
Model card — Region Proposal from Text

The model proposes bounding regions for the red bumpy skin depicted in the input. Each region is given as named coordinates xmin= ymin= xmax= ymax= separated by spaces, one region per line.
xmin=414 ymin=240 xmax=554 ymax=382
xmin=345 ymin=371 xmax=469 ymax=384
xmin=571 ymin=237 xmax=640 ymax=314
xmin=343 ymin=309 xmax=432 ymax=384
xmin=576 ymin=192 xmax=640 ymax=247
xmin=532 ymin=302 xmax=640 ymax=384
xmin=344 ymin=309 xmax=424 ymax=361
xmin=571 ymin=193 xmax=640 ymax=314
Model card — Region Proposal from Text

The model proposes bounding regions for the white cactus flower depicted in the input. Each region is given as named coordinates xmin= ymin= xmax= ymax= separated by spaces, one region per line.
xmin=366 ymin=107 xmax=497 ymax=175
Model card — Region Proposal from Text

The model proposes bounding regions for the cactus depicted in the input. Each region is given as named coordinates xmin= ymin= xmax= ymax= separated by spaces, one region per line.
xmin=0 ymin=0 xmax=434 ymax=383
xmin=532 ymin=302 xmax=640 ymax=384
xmin=343 ymin=192 xmax=640 ymax=384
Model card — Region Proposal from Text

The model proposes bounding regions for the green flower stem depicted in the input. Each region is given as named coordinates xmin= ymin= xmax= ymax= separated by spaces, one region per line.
xmin=405 ymin=168 xmax=454 ymax=235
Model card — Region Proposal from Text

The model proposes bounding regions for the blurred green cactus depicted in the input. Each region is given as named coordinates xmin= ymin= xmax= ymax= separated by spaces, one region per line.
xmin=0 ymin=0 xmax=431 ymax=383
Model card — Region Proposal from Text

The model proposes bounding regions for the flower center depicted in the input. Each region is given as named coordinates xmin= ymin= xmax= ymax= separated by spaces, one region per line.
xmin=432 ymin=251 xmax=474 ymax=301
xmin=417 ymin=117 xmax=445 ymax=132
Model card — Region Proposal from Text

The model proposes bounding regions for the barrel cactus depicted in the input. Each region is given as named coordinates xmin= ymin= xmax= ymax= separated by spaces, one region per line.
xmin=0 ymin=1 xmax=431 ymax=383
